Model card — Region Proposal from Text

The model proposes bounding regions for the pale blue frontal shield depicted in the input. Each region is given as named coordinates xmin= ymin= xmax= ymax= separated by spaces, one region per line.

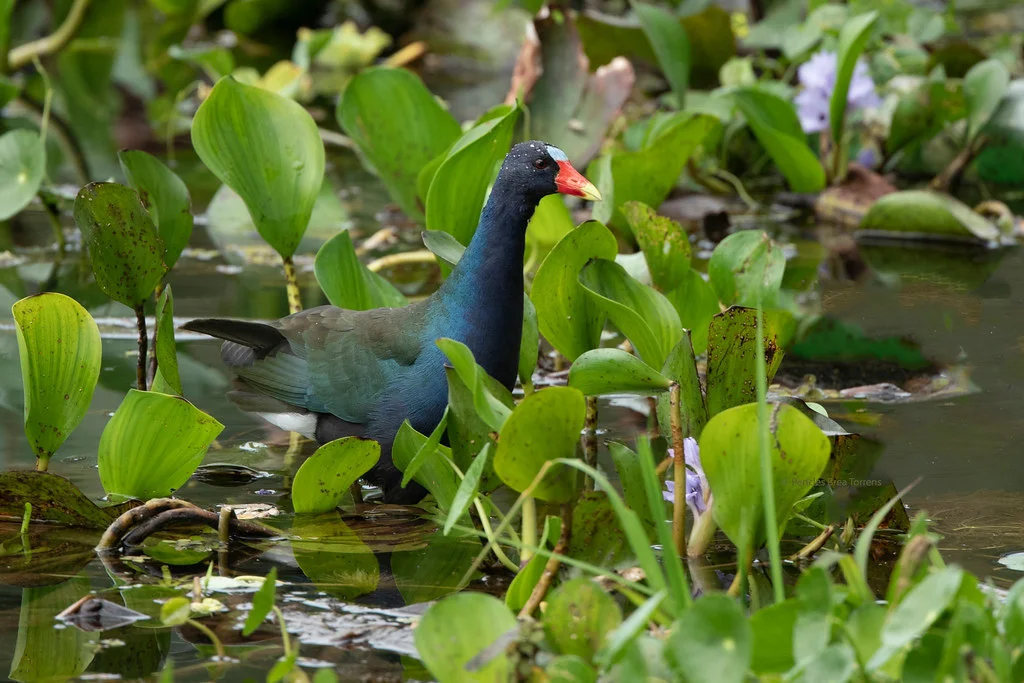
xmin=545 ymin=145 xmax=569 ymax=162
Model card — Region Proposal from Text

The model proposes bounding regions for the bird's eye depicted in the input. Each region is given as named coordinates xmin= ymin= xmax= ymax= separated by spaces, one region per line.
xmin=532 ymin=158 xmax=548 ymax=170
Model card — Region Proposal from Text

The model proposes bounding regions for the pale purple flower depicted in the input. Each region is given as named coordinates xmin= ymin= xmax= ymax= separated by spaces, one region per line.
xmin=855 ymin=146 xmax=878 ymax=168
xmin=662 ymin=437 xmax=708 ymax=518
xmin=794 ymin=50 xmax=880 ymax=134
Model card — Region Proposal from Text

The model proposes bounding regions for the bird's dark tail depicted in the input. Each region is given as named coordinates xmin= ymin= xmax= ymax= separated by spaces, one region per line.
xmin=180 ymin=318 xmax=287 ymax=366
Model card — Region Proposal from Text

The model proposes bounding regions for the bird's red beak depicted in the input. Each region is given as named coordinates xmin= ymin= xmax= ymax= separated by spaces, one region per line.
xmin=554 ymin=160 xmax=602 ymax=201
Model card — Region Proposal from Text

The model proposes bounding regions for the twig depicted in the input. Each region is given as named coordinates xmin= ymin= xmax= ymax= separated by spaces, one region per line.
xmin=669 ymin=383 xmax=686 ymax=555
xmin=134 ymin=305 xmax=148 ymax=391
xmin=518 ymin=503 xmax=572 ymax=618
xmin=788 ymin=524 xmax=835 ymax=561
xmin=366 ymin=249 xmax=437 ymax=273
xmin=282 ymin=257 xmax=302 ymax=314
xmin=8 ymin=0 xmax=93 ymax=70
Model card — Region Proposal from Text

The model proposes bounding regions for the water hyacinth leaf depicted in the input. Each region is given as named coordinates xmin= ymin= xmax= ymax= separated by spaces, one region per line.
xmin=623 ymin=201 xmax=691 ymax=292
xmin=0 ymin=471 xmax=112 ymax=528
xmin=192 ymin=76 xmax=325 ymax=259
xmin=705 ymin=307 xmax=790 ymax=417
xmin=401 ymin=409 xmax=449 ymax=487
xmin=608 ymin=442 xmax=658 ymax=530
xmin=664 ymin=593 xmax=752 ymax=683
xmin=436 ymin=338 xmax=511 ymax=432
xmin=592 ymin=113 xmax=718 ymax=231
xmin=547 ymin=656 xmax=598 ymax=683
xmin=98 ymin=390 xmax=224 ymax=499
xmin=707 ymin=230 xmax=786 ymax=307
xmin=520 ymin=294 xmax=539 ymax=389
xmin=118 ymin=150 xmax=193 ymax=269
xmin=392 ymin=420 xmax=459 ymax=510
xmin=444 ymin=367 xmax=507 ymax=479
xmin=829 ymin=12 xmax=878 ymax=145
xmin=338 ymin=67 xmax=461 ymax=219
xmin=542 ymin=578 xmax=623 ymax=663
xmin=505 ymin=516 xmax=560 ymax=612
xmin=292 ymin=514 xmax=379 ymax=601
xmin=151 ymin=286 xmax=182 ymax=396
xmin=0 ymin=129 xmax=45 ymax=221
xmin=527 ymin=195 xmax=575 ymax=249
xmin=963 ymin=59 xmax=1010 ymax=143
xmin=160 ymin=597 xmax=191 ymax=626
xmin=733 ymin=89 xmax=826 ymax=193
xmin=858 ymin=190 xmax=1000 ymax=243
xmin=74 ymin=182 xmax=168 ymax=308
xmin=632 ymin=1 xmax=690 ymax=108
xmin=750 ymin=600 xmax=799 ymax=674
xmin=700 ymin=403 xmax=830 ymax=554
xmin=292 ymin=437 xmax=381 ymax=515
xmin=797 ymin=644 xmax=858 ymax=683
xmin=568 ymin=348 xmax=672 ymax=395
xmin=426 ymin=104 xmax=518 ymax=246
xmin=414 ymin=592 xmax=518 ymax=683
xmin=533 ymin=220 xmax=618 ymax=361
xmin=444 ymin=442 xmax=490 ymax=535
xmin=569 ymin=491 xmax=630 ymax=568
xmin=656 ymin=332 xmax=707 ymax=439
xmin=314 ymin=231 xmax=407 ymax=311
xmin=665 ymin=268 xmax=720 ymax=354
xmin=580 ymin=259 xmax=682 ymax=369
xmin=242 ymin=567 xmax=278 ymax=636
xmin=494 ymin=387 xmax=585 ymax=503
xmin=422 ymin=229 xmax=466 ymax=269
xmin=12 ymin=294 xmax=102 ymax=467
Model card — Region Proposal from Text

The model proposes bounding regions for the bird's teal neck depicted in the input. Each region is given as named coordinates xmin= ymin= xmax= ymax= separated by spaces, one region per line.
xmin=426 ymin=179 xmax=537 ymax=388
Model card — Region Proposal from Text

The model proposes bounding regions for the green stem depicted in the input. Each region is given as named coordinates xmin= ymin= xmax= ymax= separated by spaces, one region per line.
xmin=755 ymin=303 xmax=785 ymax=603
xmin=31 ymin=56 xmax=52 ymax=144
xmin=187 ymin=618 xmax=226 ymax=660
xmin=472 ymin=497 xmax=518 ymax=573
xmin=8 ymin=0 xmax=92 ymax=70
xmin=271 ymin=605 xmax=292 ymax=657
xmin=282 ymin=256 xmax=302 ymax=315
xmin=134 ymin=305 xmax=148 ymax=391
xmin=669 ymin=383 xmax=686 ymax=556
xmin=20 ymin=502 xmax=31 ymax=534
xmin=520 ymin=496 xmax=537 ymax=565
xmin=518 ymin=502 xmax=572 ymax=618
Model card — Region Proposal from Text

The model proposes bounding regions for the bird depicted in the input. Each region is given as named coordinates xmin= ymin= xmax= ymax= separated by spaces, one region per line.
xmin=183 ymin=141 xmax=602 ymax=504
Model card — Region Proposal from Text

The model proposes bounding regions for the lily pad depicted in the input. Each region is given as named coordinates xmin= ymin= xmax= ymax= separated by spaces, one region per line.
xmin=858 ymin=190 xmax=1001 ymax=243
xmin=292 ymin=437 xmax=381 ymax=515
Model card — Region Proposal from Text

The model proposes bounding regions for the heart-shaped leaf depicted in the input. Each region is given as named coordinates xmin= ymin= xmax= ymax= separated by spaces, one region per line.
xmin=292 ymin=437 xmax=381 ymax=515
xmin=314 ymin=231 xmax=407 ymax=310
xmin=13 ymin=293 xmax=101 ymax=467
xmin=542 ymin=578 xmax=623 ymax=663
xmin=192 ymin=76 xmax=325 ymax=259
xmin=414 ymin=593 xmax=517 ymax=683
xmin=665 ymin=268 xmax=720 ymax=354
xmin=665 ymin=594 xmax=752 ymax=683
xmin=118 ymin=149 xmax=194 ymax=269
xmin=98 ymin=390 xmax=224 ymax=499
xmin=0 ymin=129 xmax=45 ymax=221
xmin=568 ymin=348 xmax=672 ymax=395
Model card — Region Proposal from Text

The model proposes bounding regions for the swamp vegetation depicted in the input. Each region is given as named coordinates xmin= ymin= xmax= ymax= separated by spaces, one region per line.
xmin=2 ymin=0 xmax=1024 ymax=681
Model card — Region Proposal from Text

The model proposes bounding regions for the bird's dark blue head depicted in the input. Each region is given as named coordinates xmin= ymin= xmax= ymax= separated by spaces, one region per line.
xmin=497 ymin=140 xmax=602 ymax=205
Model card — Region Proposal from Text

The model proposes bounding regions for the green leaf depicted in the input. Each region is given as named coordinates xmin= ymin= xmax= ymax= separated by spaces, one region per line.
xmin=794 ymin=566 xmax=833 ymax=664
xmin=151 ymin=286 xmax=182 ymax=396
xmin=592 ymin=113 xmax=719 ymax=231
xmin=543 ymin=578 xmax=623 ymax=662
xmin=665 ymin=268 xmax=720 ymax=354
xmin=426 ymin=104 xmax=519 ymax=246
xmin=700 ymin=402 xmax=830 ymax=553
xmin=160 ymin=597 xmax=191 ymax=627
xmin=527 ymin=195 xmax=575 ymax=249
xmin=393 ymin=529 xmax=478 ymax=605
xmin=267 ymin=653 xmax=298 ymax=683
xmin=533 ymin=220 xmax=618 ymax=361
xmin=414 ymin=593 xmax=517 ymax=683
xmin=314 ymin=231 xmax=407 ymax=310
xmin=292 ymin=437 xmax=381 ymax=515
xmin=444 ymin=443 xmax=490 ymax=535
xmin=10 ymin=578 xmax=97 ymax=683
xmin=401 ymin=409 xmax=449 ymax=487
xmin=568 ymin=491 xmax=630 ymax=568
xmin=795 ymin=644 xmax=857 ymax=683
xmin=74 ymin=182 xmax=169 ymax=308
xmin=494 ymin=387 xmax=585 ymax=503
xmin=292 ymin=514 xmax=379 ymax=600
xmin=547 ymin=655 xmax=598 ymax=683
xmin=595 ymin=591 xmax=667 ymax=669
xmin=392 ymin=420 xmax=459 ymax=509
xmin=568 ymin=348 xmax=672 ymax=395
xmin=422 ymin=229 xmax=466 ymax=269
xmin=12 ymin=294 xmax=101 ymax=466
xmin=964 ymin=59 xmax=1010 ymax=143
xmin=579 ymin=259 xmax=682 ymax=369
xmin=733 ymin=89 xmax=826 ymax=193
xmin=623 ymin=201 xmax=691 ymax=292
xmin=0 ymin=129 xmax=45 ymax=221
xmin=664 ymin=594 xmax=752 ymax=683
xmin=520 ymin=294 xmax=539 ymax=390
xmin=707 ymin=230 xmax=786 ymax=307
xmin=750 ymin=600 xmax=799 ymax=674
xmin=444 ymin=367 xmax=505 ymax=479
xmin=608 ymin=442 xmax=657 ymax=530
xmin=632 ymin=1 xmax=690 ymax=108
xmin=705 ymin=307 xmax=789 ymax=417
xmin=242 ymin=567 xmax=278 ymax=636
xmin=118 ymin=149 xmax=194 ymax=269
xmin=858 ymin=190 xmax=1000 ymax=243
xmin=656 ymin=332 xmax=708 ymax=439
xmin=829 ymin=12 xmax=878 ymax=145
xmin=505 ymin=515 xmax=560 ymax=612
xmin=338 ymin=67 xmax=462 ymax=219
xmin=192 ymin=76 xmax=325 ymax=259
xmin=436 ymin=338 xmax=511 ymax=432
xmin=0 ymin=471 xmax=113 ymax=528
xmin=98 ymin=390 xmax=224 ymax=499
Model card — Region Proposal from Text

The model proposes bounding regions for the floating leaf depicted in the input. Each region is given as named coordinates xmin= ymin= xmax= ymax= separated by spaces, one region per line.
xmin=623 ymin=201 xmax=691 ymax=292
xmin=118 ymin=150 xmax=194 ymax=269
xmin=415 ymin=593 xmax=517 ymax=683
xmin=192 ymin=76 xmax=325 ymax=259
xmin=98 ymin=390 xmax=224 ymax=499
xmin=632 ymin=1 xmax=690 ymax=107
xmin=733 ymin=88 xmax=826 ymax=193
xmin=0 ymin=471 xmax=112 ymax=528
xmin=494 ymin=387 xmax=585 ymax=503
xmin=580 ymin=259 xmax=682 ymax=369
xmin=533 ymin=220 xmax=618 ymax=362
xmin=543 ymin=578 xmax=623 ymax=663
xmin=568 ymin=348 xmax=672 ymax=395
xmin=74 ymin=182 xmax=168 ymax=308
xmin=858 ymin=190 xmax=1000 ymax=243
xmin=705 ymin=307 xmax=790 ymax=417
xmin=242 ymin=567 xmax=278 ymax=636
xmin=314 ymin=231 xmax=407 ymax=310
xmin=0 ymin=129 xmax=45 ymax=221
xmin=707 ymin=230 xmax=785 ymax=307
xmin=665 ymin=594 xmax=752 ymax=683
xmin=829 ymin=12 xmax=878 ymax=145
xmin=700 ymin=402 xmax=830 ymax=554
xmin=292 ymin=437 xmax=380 ymax=515
xmin=151 ymin=286 xmax=182 ymax=396
xmin=338 ymin=67 xmax=461 ymax=219
xmin=13 ymin=293 xmax=102 ymax=467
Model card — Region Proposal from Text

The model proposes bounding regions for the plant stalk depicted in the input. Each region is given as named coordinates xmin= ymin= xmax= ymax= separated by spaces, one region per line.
xmin=9 ymin=0 xmax=92 ymax=70
xmin=518 ymin=502 xmax=572 ymax=618
xmin=187 ymin=618 xmax=226 ymax=660
xmin=520 ymin=496 xmax=537 ymax=565
xmin=282 ymin=257 xmax=302 ymax=314
xmin=134 ymin=305 xmax=148 ymax=391
xmin=755 ymin=305 xmax=785 ymax=603
xmin=583 ymin=395 xmax=599 ymax=488
xmin=669 ymin=382 xmax=686 ymax=555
